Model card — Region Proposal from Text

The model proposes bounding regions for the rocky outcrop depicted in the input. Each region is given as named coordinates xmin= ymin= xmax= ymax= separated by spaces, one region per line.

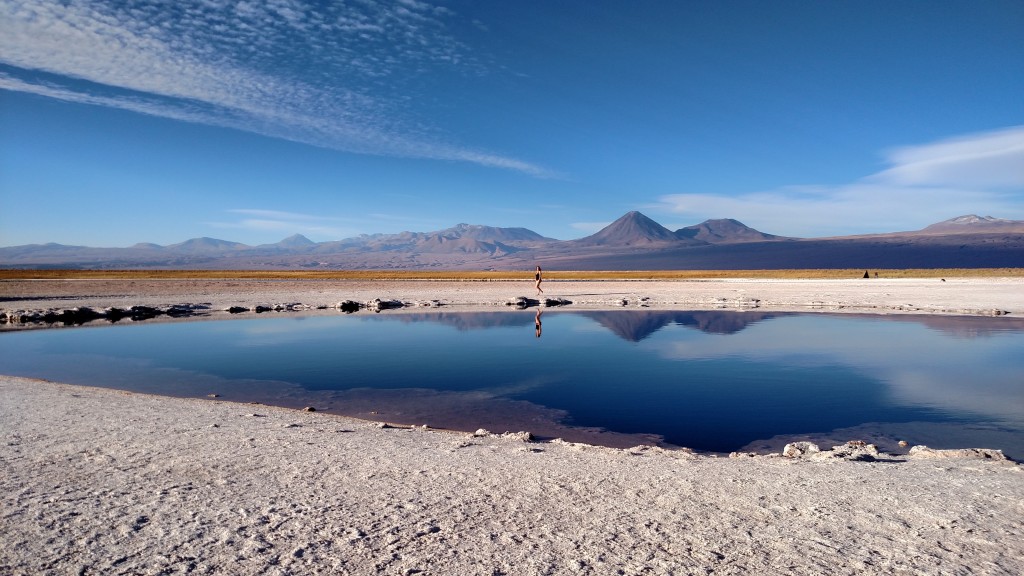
xmin=335 ymin=300 xmax=361 ymax=313
xmin=1 ymin=295 xmax=449 ymax=327
xmin=500 ymin=431 xmax=535 ymax=443
xmin=542 ymin=297 xmax=572 ymax=307
xmin=782 ymin=441 xmax=821 ymax=458
xmin=824 ymin=441 xmax=881 ymax=462
xmin=505 ymin=296 xmax=572 ymax=308
xmin=782 ymin=441 xmax=882 ymax=462
xmin=366 ymin=298 xmax=404 ymax=312
xmin=1 ymin=304 xmax=210 ymax=325
xmin=779 ymin=441 xmax=1012 ymax=463
xmin=907 ymin=446 xmax=1009 ymax=461
xmin=506 ymin=296 xmax=537 ymax=308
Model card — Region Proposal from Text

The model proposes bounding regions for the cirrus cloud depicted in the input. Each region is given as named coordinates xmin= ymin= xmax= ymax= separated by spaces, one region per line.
xmin=871 ymin=125 xmax=1024 ymax=189
xmin=655 ymin=126 xmax=1024 ymax=237
xmin=0 ymin=0 xmax=556 ymax=178
xmin=208 ymin=209 xmax=360 ymax=240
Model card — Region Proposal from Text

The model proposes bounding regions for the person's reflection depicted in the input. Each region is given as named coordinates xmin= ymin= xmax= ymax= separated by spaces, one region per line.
xmin=535 ymin=308 xmax=543 ymax=338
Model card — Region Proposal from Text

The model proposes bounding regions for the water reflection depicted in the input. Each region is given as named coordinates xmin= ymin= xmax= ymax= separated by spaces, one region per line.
xmin=365 ymin=309 xmax=1024 ymax=341
xmin=1 ymin=309 xmax=1021 ymax=457
xmin=577 ymin=310 xmax=792 ymax=340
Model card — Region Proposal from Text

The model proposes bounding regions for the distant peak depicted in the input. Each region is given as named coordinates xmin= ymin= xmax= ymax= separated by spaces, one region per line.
xmin=279 ymin=233 xmax=315 ymax=245
xmin=613 ymin=211 xmax=659 ymax=224
xmin=167 ymin=236 xmax=247 ymax=252
xmin=675 ymin=218 xmax=785 ymax=244
xmin=920 ymin=214 xmax=1024 ymax=234
xmin=576 ymin=211 xmax=677 ymax=245
xmin=434 ymin=222 xmax=551 ymax=243
xmin=942 ymin=215 xmax=1006 ymax=225
xmin=181 ymin=237 xmax=230 ymax=244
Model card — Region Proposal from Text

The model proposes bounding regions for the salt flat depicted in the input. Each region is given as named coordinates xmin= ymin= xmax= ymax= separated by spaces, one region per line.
xmin=2 ymin=277 xmax=1023 ymax=574
xmin=2 ymin=376 xmax=1022 ymax=575
xmin=2 ymin=276 xmax=1022 ymax=318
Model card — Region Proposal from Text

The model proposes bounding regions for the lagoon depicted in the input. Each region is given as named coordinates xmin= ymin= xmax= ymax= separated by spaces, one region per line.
xmin=2 ymin=310 xmax=1022 ymax=458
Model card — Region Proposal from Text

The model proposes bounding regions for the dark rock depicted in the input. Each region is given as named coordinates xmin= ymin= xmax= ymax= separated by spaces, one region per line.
xmin=128 ymin=305 xmax=162 ymax=320
xmin=164 ymin=305 xmax=195 ymax=317
xmin=542 ymin=297 xmax=571 ymax=307
xmin=507 ymin=296 xmax=540 ymax=308
xmin=336 ymin=300 xmax=361 ymax=313
xmin=104 ymin=307 xmax=128 ymax=322
xmin=47 ymin=307 xmax=104 ymax=325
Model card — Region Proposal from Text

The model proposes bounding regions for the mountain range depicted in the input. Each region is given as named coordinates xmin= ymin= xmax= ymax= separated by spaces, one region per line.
xmin=2 ymin=213 xmax=1022 ymax=270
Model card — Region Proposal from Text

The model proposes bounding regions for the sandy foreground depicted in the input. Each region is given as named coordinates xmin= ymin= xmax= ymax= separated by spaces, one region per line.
xmin=2 ymin=277 xmax=1024 ymax=574
xmin=2 ymin=376 xmax=1023 ymax=576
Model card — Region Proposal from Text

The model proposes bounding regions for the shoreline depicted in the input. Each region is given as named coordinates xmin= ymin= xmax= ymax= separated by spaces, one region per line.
xmin=3 ymin=277 xmax=1022 ymax=456
xmin=3 ymin=277 xmax=1023 ymax=330
xmin=4 ymin=278 xmax=1024 ymax=573
xmin=2 ymin=375 xmax=1022 ymax=574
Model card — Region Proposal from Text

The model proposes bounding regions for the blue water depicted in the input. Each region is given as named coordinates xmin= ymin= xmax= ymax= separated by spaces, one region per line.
xmin=2 ymin=310 xmax=1022 ymax=457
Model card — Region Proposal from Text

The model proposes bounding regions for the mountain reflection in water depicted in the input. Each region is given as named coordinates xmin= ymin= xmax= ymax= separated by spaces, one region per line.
xmin=367 ymin=309 xmax=1024 ymax=342
xmin=1 ymin=310 xmax=1021 ymax=457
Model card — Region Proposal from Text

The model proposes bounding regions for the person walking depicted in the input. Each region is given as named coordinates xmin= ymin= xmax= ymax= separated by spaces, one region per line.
xmin=534 ymin=266 xmax=544 ymax=296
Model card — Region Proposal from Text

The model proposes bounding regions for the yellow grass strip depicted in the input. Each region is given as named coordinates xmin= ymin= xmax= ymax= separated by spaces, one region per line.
xmin=1 ymin=268 xmax=1021 ymax=281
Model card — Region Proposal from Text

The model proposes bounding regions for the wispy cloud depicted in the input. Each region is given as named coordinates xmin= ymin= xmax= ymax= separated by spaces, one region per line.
xmin=367 ymin=212 xmax=440 ymax=225
xmin=570 ymin=221 xmax=611 ymax=234
xmin=655 ymin=126 xmax=1024 ymax=237
xmin=0 ymin=0 xmax=555 ymax=177
xmin=209 ymin=209 xmax=358 ymax=240
xmin=871 ymin=126 xmax=1024 ymax=189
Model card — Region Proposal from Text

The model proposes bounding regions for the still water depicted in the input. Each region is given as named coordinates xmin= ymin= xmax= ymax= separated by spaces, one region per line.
xmin=2 ymin=310 xmax=1022 ymax=457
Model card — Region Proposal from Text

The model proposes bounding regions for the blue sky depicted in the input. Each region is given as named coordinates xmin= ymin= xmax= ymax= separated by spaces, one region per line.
xmin=1 ymin=0 xmax=1022 ymax=247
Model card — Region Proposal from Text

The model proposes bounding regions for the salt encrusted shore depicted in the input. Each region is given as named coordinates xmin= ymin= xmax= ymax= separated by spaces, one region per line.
xmin=3 ymin=278 xmax=1024 ymax=573
xmin=2 ymin=277 xmax=1023 ymax=328
xmin=2 ymin=376 xmax=1022 ymax=575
